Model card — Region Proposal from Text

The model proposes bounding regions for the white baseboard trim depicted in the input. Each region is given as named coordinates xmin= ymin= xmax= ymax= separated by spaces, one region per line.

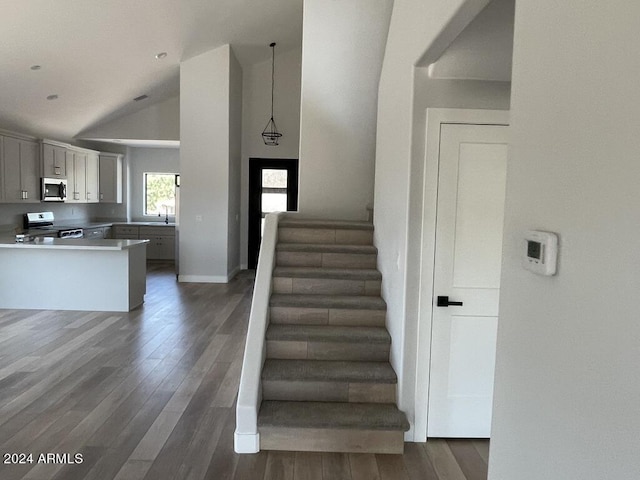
xmin=178 ymin=274 xmax=228 ymax=283
xmin=178 ymin=267 xmax=241 ymax=284
xmin=234 ymin=432 xmax=260 ymax=454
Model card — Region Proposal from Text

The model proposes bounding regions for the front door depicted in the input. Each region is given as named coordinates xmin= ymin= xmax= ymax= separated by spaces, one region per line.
xmin=427 ymin=123 xmax=508 ymax=438
xmin=248 ymin=158 xmax=299 ymax=269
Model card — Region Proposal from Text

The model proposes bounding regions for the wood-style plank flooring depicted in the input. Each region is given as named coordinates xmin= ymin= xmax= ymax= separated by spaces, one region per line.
xmin=0 ymin=262 xmax=489 ymax=480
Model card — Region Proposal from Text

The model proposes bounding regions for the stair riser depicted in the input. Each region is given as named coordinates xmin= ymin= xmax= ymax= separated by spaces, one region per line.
xmin=273 ymin=277 xmax=381 ymax=296
xmin=266 ymin=340 xmax=390 ymax=361
xmin=262 ymin=380 xmax=396 ymax=403
xmin=270 ymin=306 xmax=386 ymax=327
xmin=278 ymin=228 xmax=373 ymax=245
xmin=276 ymin=251 xmax=377 ymax=269
xmin=259 ymin=427 xmax=404 ymax=454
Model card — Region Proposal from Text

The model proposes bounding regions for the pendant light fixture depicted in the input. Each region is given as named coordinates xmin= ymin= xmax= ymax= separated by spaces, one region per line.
xmin=261 ymin=42 xmax=282 ymax=146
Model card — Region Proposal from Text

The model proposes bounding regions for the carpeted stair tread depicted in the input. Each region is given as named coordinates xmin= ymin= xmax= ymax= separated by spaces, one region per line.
xmin=276 ymin=243 xmax=377 ymax=254
xmin=262 ymin=359 xmax=397 ymax=383
xmin=266 ymin=324 xmax=390 ymax=344
xmin=270 ymin=294 xmax=387 ymax=310
xmin=273 ymin=267 xmax=381 ymax=280
xmin=258 ymin=401 xmax=409 ymax=431
xmin=279 ymin=218 xmax=374 ymax=230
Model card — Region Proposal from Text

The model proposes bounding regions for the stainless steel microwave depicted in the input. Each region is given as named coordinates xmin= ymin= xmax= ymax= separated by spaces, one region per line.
xmin=41 ymin=178 xmax=67 ymax=202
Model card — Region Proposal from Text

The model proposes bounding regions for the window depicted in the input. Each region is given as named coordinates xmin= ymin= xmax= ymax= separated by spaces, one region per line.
xmin=144 ymin=173 xmax=179 ymax=216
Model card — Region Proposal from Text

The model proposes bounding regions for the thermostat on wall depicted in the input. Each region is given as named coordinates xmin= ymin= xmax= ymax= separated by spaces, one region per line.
xmin=523 ymin=230 xmax=558 ymax=276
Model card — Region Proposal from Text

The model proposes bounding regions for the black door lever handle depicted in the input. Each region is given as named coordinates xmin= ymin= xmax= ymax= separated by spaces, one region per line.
xmin=437 ymin=296 xmax=463 ymax=307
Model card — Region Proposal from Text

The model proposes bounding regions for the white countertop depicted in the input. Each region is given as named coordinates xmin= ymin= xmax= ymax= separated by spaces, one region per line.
xmin=0 ymin=237 xmax=149 ymax=251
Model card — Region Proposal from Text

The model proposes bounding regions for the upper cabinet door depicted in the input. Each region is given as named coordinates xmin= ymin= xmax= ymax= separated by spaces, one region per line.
xmin=2 ymin=136 xmax=21 ymax=202
xmin=66 ymin=150 xmax=87 ymax=203
xmin=85 ymin=153 xmax=99 ymax=203
xmin=20 ymin=139 xmax=39 ymax=202
xmin=99 ymin=153 xmax=123 ymax=203
xmin=1 ymin=136 xmax=40 ymax=203
xmin=42 ymin=143 xmax=67 ymax=177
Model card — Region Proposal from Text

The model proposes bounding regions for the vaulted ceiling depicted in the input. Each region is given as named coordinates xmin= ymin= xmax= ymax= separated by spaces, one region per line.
xmin=0 ymin=0 xmax=303 ymax=142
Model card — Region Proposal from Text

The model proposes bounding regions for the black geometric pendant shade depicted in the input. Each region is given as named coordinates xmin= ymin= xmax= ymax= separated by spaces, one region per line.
xmin=262 ymin=116 xmax=282 ymax=146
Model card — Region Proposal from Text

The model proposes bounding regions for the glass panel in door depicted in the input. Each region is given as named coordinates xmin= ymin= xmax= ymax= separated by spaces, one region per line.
xmin=261 ymin=169 xmax=288 ymax=233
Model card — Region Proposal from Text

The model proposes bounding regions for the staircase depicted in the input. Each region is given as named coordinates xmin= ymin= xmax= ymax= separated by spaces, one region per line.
xmin=257 ymin=218 xmax=409 ymax=454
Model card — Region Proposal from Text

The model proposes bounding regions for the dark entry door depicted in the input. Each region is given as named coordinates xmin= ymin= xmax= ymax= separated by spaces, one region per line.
xmin=248 ymin=158 xmax=299 ymax=269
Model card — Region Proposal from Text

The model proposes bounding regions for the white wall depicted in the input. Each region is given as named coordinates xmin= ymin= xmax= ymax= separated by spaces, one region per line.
xmin=240 ymin=46 xmax=302 ymax=268
xmin=179 ymin=45 xmax=243 ymax=282
xmin=373 ymin=0 xmax=494 ymax=438
xmin=489 ymin=2 xmax=640 ymax=479
xmin=297 ymin=0 xmax=393 ymax=221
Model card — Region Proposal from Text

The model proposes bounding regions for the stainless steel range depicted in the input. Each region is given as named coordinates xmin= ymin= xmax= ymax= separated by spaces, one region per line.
xmin=23 ymin=212 xmax=84 ymax=238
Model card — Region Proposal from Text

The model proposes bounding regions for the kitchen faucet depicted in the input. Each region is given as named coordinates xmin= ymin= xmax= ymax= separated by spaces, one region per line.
xmin=159 ymin=205 xmax=169 ymax=224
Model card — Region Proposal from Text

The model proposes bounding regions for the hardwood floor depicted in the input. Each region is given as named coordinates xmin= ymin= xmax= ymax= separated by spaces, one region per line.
xmin=0 ymin=262 xmax=488 ymax=480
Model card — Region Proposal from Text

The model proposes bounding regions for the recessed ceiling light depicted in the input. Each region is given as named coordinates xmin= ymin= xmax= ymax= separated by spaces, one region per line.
xmin=46 ymin=94 xmax=59 ymax=100
xmin=30 ymin=65 xmax=41 ymax=71
xmin=155 ymin=52 xmax=167 ymax=59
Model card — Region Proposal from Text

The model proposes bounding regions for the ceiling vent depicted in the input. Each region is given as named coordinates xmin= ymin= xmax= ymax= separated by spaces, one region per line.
xmin=134 ymin=94 xmax=148 ymax=102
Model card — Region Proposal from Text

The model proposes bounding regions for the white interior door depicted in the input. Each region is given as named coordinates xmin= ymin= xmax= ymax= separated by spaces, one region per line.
xmin=427 ymin=123 xmax=508 ymax=438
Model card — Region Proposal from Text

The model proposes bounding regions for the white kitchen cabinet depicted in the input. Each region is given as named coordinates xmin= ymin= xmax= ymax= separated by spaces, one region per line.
xmin=85 ymin=152 xmax=99 ymax=203
xmin=42 ymin=142 xmax=67 ymax=177
xmin=142 ymin=236 xmax=175 ymax=260
xmin=140 ymin=235 xmax=174 ymax=260
xmin=66 ymin=150 xmax=86 ymax=203
xmin=139 ymin=226 xmax=175 ymax=260
xmin=65 ymin=147 xmax=100 ymax=203
xmin=113 ymin=225 xmax=177 ymax=259
xmin=1 ymin=135 xmax=40 ymax=203
xmin=118 ymin=225 xmax=176 ymax=260
xmin=99 ymin=153 xmax=123 ymax=203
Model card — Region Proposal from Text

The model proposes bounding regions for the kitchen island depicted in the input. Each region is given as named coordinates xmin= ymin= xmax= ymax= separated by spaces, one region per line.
xmin=0 ymin=237 xmax=148 ymax=312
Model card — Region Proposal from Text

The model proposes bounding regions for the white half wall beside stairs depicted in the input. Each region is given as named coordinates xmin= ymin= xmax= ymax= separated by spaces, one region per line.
xmin=235 ymin=212 xmax=283 ymax=453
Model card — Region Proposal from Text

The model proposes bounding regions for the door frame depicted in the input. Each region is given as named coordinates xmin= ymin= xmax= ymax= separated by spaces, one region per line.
xmin=413 ymin=108 xmax=509 ymax=442
xmin=248 ymin=158 xmax=299 ymax=269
